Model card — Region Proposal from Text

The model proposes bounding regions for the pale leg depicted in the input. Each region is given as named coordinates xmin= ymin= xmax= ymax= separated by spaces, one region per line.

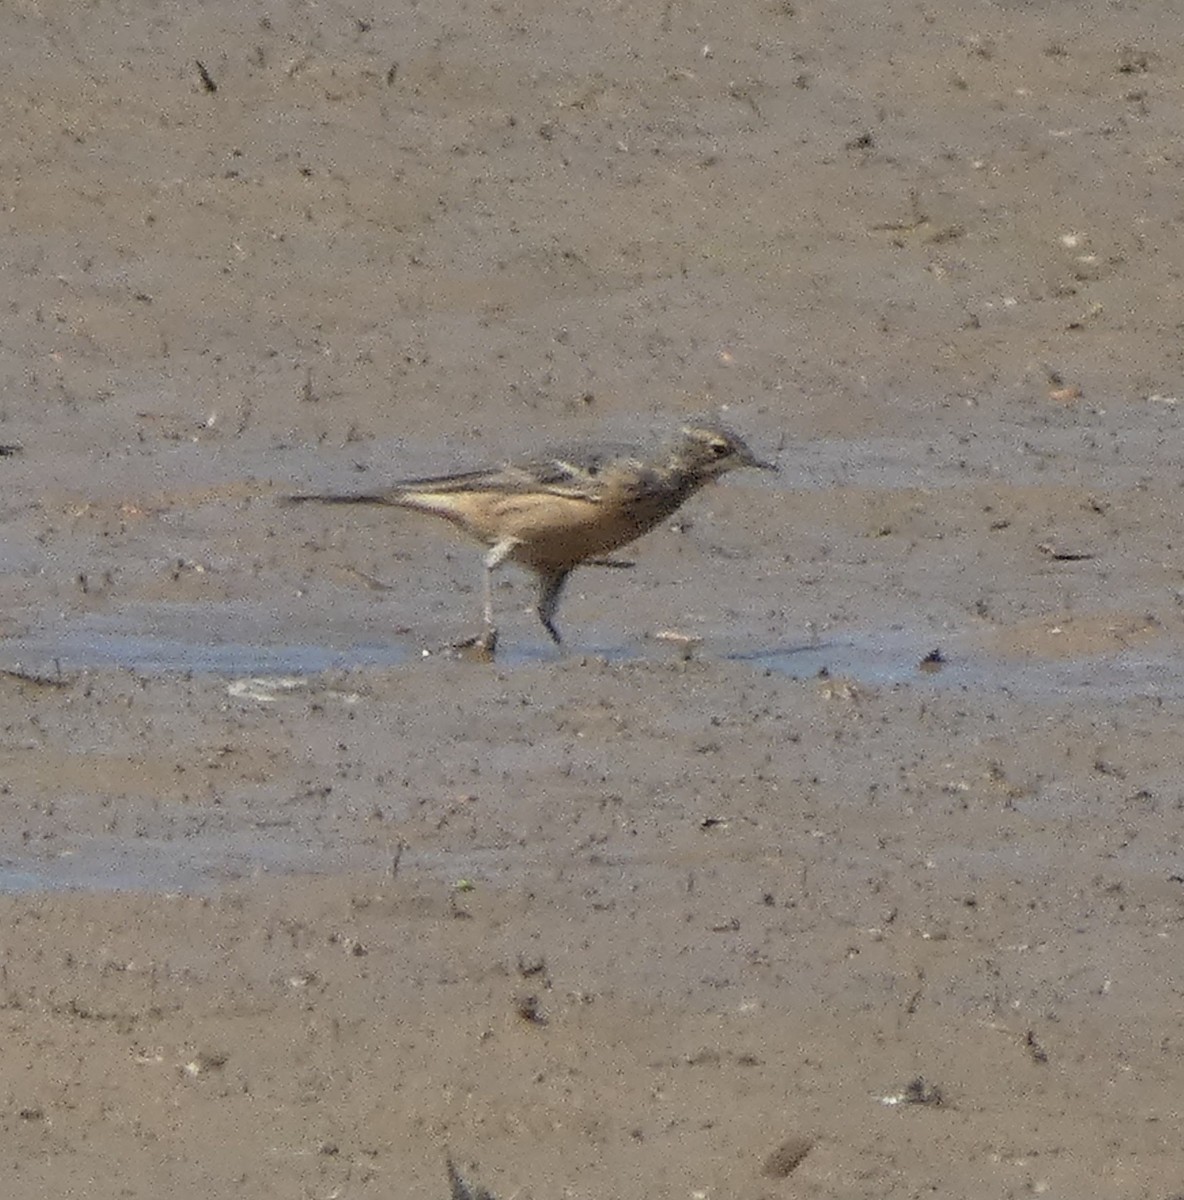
xmin=451 ymin=538 xmax=519 ymax=656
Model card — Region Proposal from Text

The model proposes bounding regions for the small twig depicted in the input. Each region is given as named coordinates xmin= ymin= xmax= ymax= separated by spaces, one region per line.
xmin=1037 ymin=542 xmax=1095 ymax=561
xmin=195 ymin=60 xmax=218 ymax=93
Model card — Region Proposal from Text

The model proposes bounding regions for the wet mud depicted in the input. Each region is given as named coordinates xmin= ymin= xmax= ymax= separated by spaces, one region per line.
xmin=2 ymin=1 xmax=1183 ymax=1195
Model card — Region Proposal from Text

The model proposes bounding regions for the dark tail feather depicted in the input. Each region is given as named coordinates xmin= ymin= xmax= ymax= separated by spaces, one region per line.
xmin=281 ymin=492 xmax=394 ymax=506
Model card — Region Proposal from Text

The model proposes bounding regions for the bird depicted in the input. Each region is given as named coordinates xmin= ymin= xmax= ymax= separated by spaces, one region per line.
xmin=283 ymin=418 xmax=776 ymax=655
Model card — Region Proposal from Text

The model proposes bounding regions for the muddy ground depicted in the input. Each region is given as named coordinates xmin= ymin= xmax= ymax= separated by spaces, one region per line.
xmin=1 ymin=1 xmax=1183 ymax=1196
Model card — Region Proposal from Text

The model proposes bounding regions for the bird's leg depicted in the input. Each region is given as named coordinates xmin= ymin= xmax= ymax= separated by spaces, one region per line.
xmin=450 ymin=538 xmax=518 ymax=657
xmin=535 ymin=569 xmax=570 ymax=645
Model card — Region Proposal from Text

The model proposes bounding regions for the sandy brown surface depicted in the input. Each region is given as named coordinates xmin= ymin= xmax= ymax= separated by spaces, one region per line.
xmin=2 ymin=1 xmax=1184 ymax=1196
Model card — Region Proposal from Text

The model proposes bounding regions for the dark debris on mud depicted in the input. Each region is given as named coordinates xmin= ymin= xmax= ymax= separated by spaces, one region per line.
xmin=446 ymin=1154 xmax=499 ymax=1200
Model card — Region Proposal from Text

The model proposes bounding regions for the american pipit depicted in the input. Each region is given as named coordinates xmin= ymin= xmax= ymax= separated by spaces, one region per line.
xmin=285 ymin=419 xmax=775 ymax=654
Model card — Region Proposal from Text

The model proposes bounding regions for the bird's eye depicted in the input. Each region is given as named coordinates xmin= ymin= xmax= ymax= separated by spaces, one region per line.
xmin=710 ymin=439 xmax=730 ymax=457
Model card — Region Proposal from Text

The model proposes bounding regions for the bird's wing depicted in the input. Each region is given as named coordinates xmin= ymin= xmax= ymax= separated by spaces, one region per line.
xmin=393 ymin=442 xmax=648 ymax=503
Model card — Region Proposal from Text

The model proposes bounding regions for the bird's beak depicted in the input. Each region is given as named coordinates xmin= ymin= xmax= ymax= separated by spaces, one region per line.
xmin=748 ymin=432 xmax=783 ymax=472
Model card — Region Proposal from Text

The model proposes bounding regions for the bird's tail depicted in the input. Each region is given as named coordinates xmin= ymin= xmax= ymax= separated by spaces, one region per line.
xmin=281 ymin=491 xmax=395 ymax=506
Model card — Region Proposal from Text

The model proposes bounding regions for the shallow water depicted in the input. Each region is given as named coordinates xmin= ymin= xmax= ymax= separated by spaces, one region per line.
xmin=0 ymin=833 xmax=389 ymax=894
xmin=729 ymin=629 xmax=1179 ymax=703
xmin=1 ymin=604 xmax=1175 ymax=895
xmin=2 ymin=607 xmax=1175 ymax=702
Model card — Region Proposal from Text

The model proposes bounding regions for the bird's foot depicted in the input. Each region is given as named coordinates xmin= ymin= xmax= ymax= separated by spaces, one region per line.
xmin=448 ymin=626 xmax=499 ymax=661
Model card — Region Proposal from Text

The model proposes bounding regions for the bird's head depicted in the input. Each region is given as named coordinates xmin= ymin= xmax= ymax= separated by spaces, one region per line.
xmin=672 ymin=420 xmax=778 ymax=480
